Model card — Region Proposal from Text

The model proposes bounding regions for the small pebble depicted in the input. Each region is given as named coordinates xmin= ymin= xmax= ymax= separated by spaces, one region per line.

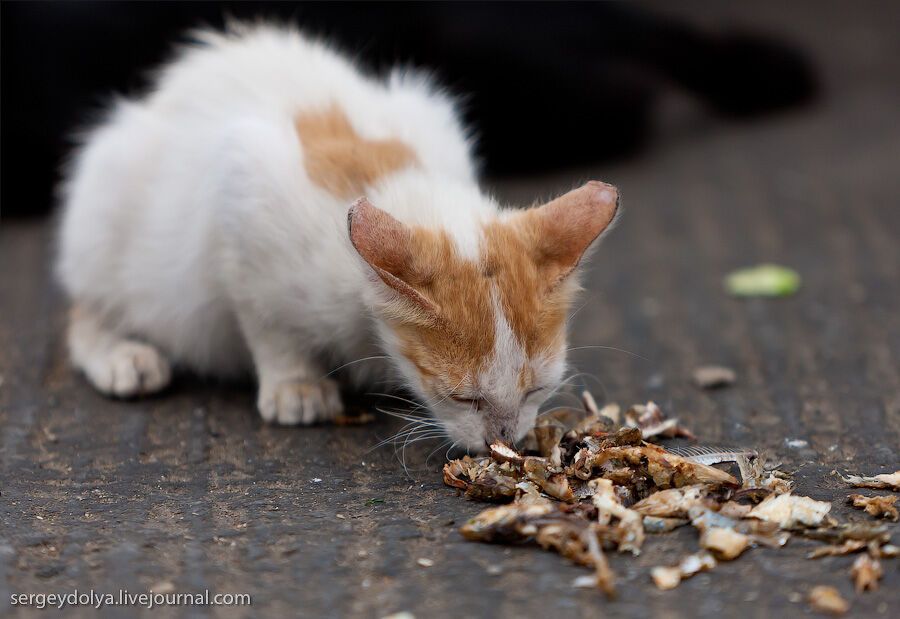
xmin=645 ymin=373 xmax=665 ymax=390
xmin=151 ymin=581 xmax=175 ymax=594
xmin=572 ymin=575 xmax=598 ymax=588
xmin=692 ymin=365 xmax=736 ymax=389
xmin=808 ymin=586 xmax=849 ymax=615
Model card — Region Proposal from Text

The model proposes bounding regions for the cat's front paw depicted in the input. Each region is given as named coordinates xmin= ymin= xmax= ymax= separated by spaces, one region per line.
xmin=257 ymin=378 xmax=344 ymax=425
xmin=88 ymin=341 xmax=172 ymax=398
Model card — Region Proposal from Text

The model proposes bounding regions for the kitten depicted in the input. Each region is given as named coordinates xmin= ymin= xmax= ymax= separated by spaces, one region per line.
xmin=57 ymin=24 xmax=618 ymax=452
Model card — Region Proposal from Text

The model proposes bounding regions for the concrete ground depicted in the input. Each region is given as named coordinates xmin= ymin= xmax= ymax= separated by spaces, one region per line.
xmin=1 ymin=2 xmax=898 ymax=617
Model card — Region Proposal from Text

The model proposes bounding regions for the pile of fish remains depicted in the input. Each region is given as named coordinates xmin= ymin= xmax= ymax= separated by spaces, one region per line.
xmin=443 ymin=392 xmax=898 ymax=601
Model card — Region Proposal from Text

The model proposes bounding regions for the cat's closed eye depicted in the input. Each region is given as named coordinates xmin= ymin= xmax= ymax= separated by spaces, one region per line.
xmin=451 ymin=387 xmax=545 ymax=409
xmin=450 ymin=395 xmax=483 ymax=409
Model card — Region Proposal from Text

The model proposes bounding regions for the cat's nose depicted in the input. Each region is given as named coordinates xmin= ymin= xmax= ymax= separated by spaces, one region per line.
xmin=483 ymin=425 xmax=515 ymax=448
xmin=483 ymin=407 xmax=519 ymax=448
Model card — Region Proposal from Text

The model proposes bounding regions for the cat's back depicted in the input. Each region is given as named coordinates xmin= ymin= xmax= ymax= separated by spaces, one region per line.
xmin=147 ymin=25 xmax=365 ymax=121
xmin=146 ymin=23 xmax=458 ymax=153
xmin=143 ymin=24 xmax=472 ymax=183
xmin=60 ymin=23 xmax=473 ymax=277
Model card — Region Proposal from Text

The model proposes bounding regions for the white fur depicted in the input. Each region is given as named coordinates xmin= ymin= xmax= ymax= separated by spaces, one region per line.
xmin=57 ymin=24 xmax=566 ymax=445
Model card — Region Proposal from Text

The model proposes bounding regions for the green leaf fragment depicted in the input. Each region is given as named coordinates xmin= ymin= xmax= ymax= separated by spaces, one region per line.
xmin=725 ymin=264 xmax=800 ymax=297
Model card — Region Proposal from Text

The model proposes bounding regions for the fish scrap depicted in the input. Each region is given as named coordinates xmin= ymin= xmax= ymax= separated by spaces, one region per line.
xmin=698 ymin=526 xmax=750 ymax=560
xmin=801 ymin=522 xmax=892 ymax=550
xmin=624 ymin=401 xmax=696 ymax=440
xmin=443 ymin=391 xmax=899 ymax=600
xmin=850 ymin=553 xmax=882 ymax=592
xmin=747 ymin=492 xmax=832 ymax=529
xmin=443 ymin=455 xmax=518 ymax=502
xmin=632 ymin=485 xmax=716 ymax=519
xmin=846 ymin=494 xmax=899 ymax=521
xmin=690 ymin=506 xmax=788 ymax=553
xmin=837 ymin=470 xmax=900 ymax=491
xmin=650 ymin=552 xmax=717 ymax=590
xmin=807 ymin=540 xmax=868 ymax=559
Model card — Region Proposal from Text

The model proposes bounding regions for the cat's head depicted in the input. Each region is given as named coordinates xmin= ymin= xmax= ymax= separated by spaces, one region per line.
xmin=348 ymin=181 xmax=618 ymax=452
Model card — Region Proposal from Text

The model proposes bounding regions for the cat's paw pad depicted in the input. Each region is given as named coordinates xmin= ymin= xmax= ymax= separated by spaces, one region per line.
xmin=89 ymin=341 xmax=172 ymax=398
xmin=257 ymin=378 xmax=344 ymax=425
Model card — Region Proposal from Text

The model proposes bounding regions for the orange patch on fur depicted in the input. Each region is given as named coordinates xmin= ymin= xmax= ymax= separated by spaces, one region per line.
xmin=295 ymin=105 xmax=417 ymax=198
xmin=518 ymin=364 xmax=535 ymax=390
xmin=388 ymin=229 xmax=495 ymax=393
xmin=482 ymin=219 xmax=573 ymax=359
xmin=388 ymin=221 xmax=573 ymax=395
xmin=481 ymin=181 xmax=618 ymax=360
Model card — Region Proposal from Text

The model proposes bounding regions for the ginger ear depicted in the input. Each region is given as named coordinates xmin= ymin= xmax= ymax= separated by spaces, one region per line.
xmin=347 ymin=198 xmax=438 ymax=314
xmin=521 ymin=181 xmax=619 ymax=286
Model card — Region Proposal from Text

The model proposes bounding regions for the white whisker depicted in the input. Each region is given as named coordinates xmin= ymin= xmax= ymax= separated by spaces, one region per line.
xmin=322 ymin=355 xmax=391 ymax=378
xmin=375 ymin=407 xmax=442 ymax=425
xmin=398 ymin=433 xmax=444 ymax=478
xmin=565 ymin=345 xmax=648 ymax=361
xmin=538 ymin=405 xmax=582 ymax=419
xmin=425 ymin=439 xmax=453 ymax=465
xmin=414 ymin=376 xmax=467 ymax=412
xmin=368 ymin=421 xmax=426 ymax=447
xmin=367 ymin=409 xmax=443 ymax=453
xmin=370 ymin=426 xmax=444 ymax=453
xmin=565 ymin=294 xmax=594 ymax=325
xmin=445 ymin=440 xmax=460 ymax=461
xmin=368 ymin=392 xmax=426 ymax=410
xmin=542 ymin=372 xmax=595 ymax=400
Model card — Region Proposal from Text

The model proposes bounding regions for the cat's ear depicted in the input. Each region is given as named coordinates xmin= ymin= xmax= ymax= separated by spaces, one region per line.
xmin=519 ymin=181 xmax=619 ymax=287
xmin=347 ymin=198 xmax=438 ymax=315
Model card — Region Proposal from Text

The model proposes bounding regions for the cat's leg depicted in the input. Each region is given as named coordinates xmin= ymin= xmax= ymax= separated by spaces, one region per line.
xmin=212 ymin=119 xmax=344 ymax=424
xmin=236 ymin=312 xmax=343 ymax=425
xmin=67 ymin=304 xmax=172 ymax=397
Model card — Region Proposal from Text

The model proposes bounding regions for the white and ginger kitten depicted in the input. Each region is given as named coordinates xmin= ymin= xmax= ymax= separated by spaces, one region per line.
xmin=57 ymin=24 xmax=619 ymax=451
